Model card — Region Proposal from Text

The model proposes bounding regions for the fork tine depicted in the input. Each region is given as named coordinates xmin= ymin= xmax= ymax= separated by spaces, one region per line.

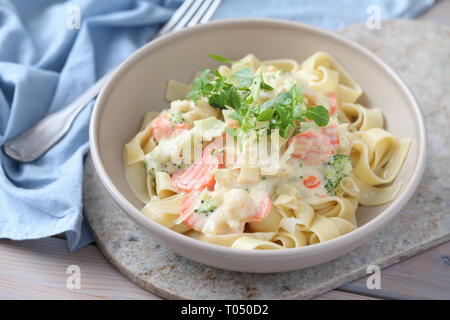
xmin=158 ymin=0 xmax=222 ymax=37
xmin=170 ymin=0 xmax=206 ymax=33
xmin=157 ymin=0 xmax=195 ymax=37
xmin=199 ymin=0 xmax=221 ymax=24
xmin=186 ymin=0 xmax=213 ymax=27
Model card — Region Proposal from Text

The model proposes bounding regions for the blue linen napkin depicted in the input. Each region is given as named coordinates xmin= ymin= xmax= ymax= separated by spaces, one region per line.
xmin=214 ymin=0 xmax=436 ymax=30
xmin=0 ymin=0 xmax=435 ymax=251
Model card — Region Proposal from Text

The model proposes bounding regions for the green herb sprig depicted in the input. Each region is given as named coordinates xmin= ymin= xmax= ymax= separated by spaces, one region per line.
xmin=186 ymin=55 xmax=330 ymax=139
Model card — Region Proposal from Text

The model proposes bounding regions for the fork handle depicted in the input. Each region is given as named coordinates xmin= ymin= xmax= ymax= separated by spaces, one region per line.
xmin=3 ymin=72 xmax=112 ymax=162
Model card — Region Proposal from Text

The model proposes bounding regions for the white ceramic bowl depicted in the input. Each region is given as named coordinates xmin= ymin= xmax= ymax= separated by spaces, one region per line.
xmin=90 ymin=18 xmax=426 ymax=273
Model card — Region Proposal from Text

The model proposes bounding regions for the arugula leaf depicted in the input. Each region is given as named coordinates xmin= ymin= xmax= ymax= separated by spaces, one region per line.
xmin=209 ymin=54 xmax=233 ymax=64
xmin=305 ymin=105 xmax=330 ymax=127
xmin=234 ymin=67 xmax=254 ymax=87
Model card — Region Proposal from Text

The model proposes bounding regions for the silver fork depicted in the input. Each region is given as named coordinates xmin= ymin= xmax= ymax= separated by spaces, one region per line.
xmin=3 ymin=0 xmax=221 ymax=163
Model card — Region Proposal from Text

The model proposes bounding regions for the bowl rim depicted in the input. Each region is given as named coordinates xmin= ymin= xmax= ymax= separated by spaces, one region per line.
xmin=90 ymin=18 xmax=427 ymax=259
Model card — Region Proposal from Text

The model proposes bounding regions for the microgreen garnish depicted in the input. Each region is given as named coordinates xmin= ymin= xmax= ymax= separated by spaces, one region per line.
xmin=186 ymin=69 xmax=214 ymax=102
xmin=186 ymin=55 xmax=330 ymax=139
xmin=305 ymin=105 xmax=330 ymax=127
xmin=257 ymin=84 xmax=307 ymax=137
xmin=211 ymin=148 xmax=223 ymax=156
xmin=256 ymin=108 xmax=275 ymax=121
xmin=208 ymin=54 xmax=234 ymax=64
xmin=234 ymin=67 xmax=254 ymax=87
xmin=260 ymin=76 xmax=274 ymax=91
xmin=187 ymin=69 xmax=242 ymax=109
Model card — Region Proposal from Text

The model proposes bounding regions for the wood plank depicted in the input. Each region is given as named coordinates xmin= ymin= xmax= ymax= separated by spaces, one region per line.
xmin=0 ymin=237 xmax=375 ymax=300
xmin=313 ymin=290 xmax=379 ymax=300
xmin=0 ymin=238 xmax=160 ymax=300
xmin=339 ymin=241 xmax=450 ymax=300
xmin=3 ymin=238 xmax=449 ymax=300
xmin=418 ymin=0 xmax=450 ymax=27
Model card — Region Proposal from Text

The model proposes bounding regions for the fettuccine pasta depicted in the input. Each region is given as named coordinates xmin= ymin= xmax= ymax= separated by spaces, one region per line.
xmin=123 ymin=52 xmax=411 ymax=250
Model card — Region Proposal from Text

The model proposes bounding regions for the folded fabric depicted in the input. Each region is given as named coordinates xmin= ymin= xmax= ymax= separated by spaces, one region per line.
xmin=0 ymin=0 xmax=435 ymax=251
xmin=214 ymin=0 xmax=436 ymax=30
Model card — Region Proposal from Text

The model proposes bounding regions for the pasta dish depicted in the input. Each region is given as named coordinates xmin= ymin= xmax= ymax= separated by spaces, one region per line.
xmin=124 ymin=52 xmax=411 ymax=250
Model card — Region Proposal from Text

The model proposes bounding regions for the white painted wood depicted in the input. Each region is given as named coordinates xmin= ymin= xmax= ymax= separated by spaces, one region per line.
xmin=0 ymin=237 xmax=448 ymax=299
xmin=419 ymin=0 xmax=450 ymax=27
xmin=0 ymin=237 xmax=376 ymax=300
xmin=340 ymin=242 xmax=450 ymax=300
xmin=314 ymin=291 xmax=380 ymax=300
xmin=1 ymin=4 xmax=449 ymax=300
xmin=0 ymin=238 xmax=159 ymax=300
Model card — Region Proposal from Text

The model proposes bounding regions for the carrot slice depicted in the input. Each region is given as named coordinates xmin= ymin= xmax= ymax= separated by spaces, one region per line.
xmin=178 ymin=191 xmax=209 ymax=231
xmin=323 ymin=124 xmax=340 ymax=147
xmin=179 ymin=191 xmax=200 ymax=215
xmin=248 ymin=195 xmax=272 ymax=222
xmin=150 ymin=114 xmax=188 ymax=142
xmin=303 ymin=176 xmax=321 ymax=189
xmin=326 ymin=92 xmax=338 ymax=116
xmin=172 ymin=137 xmax=224 ymax=192
xmin=179 ymin=191 xmax=272 ymax=232
xmin=289 ymin=131 xmax=333 ymax=166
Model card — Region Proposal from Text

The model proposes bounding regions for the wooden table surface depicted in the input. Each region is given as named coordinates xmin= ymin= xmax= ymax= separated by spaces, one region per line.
xmin=1 ymin=0 xmax=449 ymax=300
xmin=1 ymin=238 xmax=448 ymax=300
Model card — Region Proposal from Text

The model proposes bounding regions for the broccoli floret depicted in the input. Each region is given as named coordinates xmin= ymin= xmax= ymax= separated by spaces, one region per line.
xmin=323 ymin=154 xmax=352 ymax=195
xmin=169 ymin=111 xmax=185 ymax=124
xmin=194 ymin=194 xmax=217 ymax=216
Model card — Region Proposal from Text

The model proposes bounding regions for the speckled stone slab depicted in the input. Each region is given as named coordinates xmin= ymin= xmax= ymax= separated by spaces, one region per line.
xmin=84 ymin=20 xmax=450 ymax=299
